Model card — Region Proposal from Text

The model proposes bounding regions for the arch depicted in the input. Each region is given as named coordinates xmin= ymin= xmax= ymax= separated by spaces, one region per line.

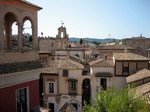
xmin=82 ymin=78 xmax=91 ymax=106
xmin=22 ymin=17 xmax=33 ymax=49
xmin=4 ymin=12 xmax=19 ymax=50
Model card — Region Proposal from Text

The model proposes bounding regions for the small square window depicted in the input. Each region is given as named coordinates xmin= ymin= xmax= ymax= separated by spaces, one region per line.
xmin=63 ymin=69 xmax=68 ymax=77
xmin=123 ymin=67 xmax=129 ymax=75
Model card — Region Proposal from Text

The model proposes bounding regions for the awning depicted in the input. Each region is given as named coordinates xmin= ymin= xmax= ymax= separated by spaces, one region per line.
xmin=95 ymin=72 xmax=112 ymax=77
xmin=67 ymin=78 xmax=78 ymax=82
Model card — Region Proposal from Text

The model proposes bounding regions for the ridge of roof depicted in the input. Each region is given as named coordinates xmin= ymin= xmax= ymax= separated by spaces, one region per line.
xmin=113 ymin=52 xmax=150 ymax=61
xmin=19 ymin=0 xmax=42 ymax=10
xmin=127 ymin=69 xmax=150 ymax=83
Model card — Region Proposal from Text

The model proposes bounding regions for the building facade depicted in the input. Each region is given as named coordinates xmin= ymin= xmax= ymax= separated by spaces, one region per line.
xmin=40 ymin=58 xmax=93 ymax=112
xmin=122 ymin=35 xmax=150 ymax=57
xmin=0 ymin=1 xmax=43 ymax=112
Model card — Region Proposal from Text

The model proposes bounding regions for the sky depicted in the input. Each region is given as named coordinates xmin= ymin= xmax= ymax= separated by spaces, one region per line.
xmin=29 ymin=0 xmax=150 ymax=39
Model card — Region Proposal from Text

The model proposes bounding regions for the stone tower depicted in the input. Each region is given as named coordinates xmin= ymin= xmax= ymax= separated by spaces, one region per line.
xmin=56 ymin=25 xmax=69 ymax=49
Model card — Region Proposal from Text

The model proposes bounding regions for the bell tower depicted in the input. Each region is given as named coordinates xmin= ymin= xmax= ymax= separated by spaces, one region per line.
xmin=56 ymin=22 xmax=69 ymax=49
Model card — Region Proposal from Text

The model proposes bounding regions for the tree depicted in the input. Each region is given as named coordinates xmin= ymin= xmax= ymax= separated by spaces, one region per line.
xmin=84 ymin=87 xmax=147 ymax=112
xmin=80 ymin=38 xmax=83 ymax=45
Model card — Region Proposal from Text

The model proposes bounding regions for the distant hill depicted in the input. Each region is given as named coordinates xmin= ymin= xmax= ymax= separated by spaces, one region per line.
xmin=69 ymin=37 xmax=121 ymax=43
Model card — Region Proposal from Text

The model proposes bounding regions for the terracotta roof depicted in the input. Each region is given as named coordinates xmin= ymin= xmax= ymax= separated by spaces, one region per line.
xmin=95 ymin=72 xmax=112 ymax=77
xmin=0 ymin=60 xmax=45 ymax=75
xmin=89 ymin=59 xmax=114 ymax=67
xmin=134 ymin=82 xmax=150 ymax=98
xmin=113 ymin=52 xmax=150 ymax=61
xmin=56 ymin=47 xmax=91 ymax=51
xmin=43 ymin=59 xmax=84 ymax=73
xmin=97 ymin=44 xmax=134 ymax=50
xmin=126 ymin=69 xmax=150 ymax=83
xmin=19 ymin=0 xmax=42 ymax=10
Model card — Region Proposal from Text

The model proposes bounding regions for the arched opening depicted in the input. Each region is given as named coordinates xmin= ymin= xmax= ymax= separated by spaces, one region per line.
xmin=60 ymin=32 xmax=63 ymax=38
xmin=82 ymin=78 xmax=91 ymax=106
xmin=11 ymin=22 xmax=18 ymax=49
xmin=23 ymin=18 xmax=32 ymax=49
xmin=4 ymin=12 xmax=18 ymax=50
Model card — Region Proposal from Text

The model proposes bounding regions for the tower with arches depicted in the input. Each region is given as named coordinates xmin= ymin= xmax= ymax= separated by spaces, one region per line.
xmin=56 ymin=24 xmax=69 ymax=49
xmin=0 ymin=0 xmax=42 ymax=63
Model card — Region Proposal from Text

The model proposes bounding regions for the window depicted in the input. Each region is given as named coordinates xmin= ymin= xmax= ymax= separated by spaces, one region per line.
xmin=100 ymin=78 xmax=107 ymax=90
xmin=123 ymin=62 xmax=129 ymax=75
xmin=69 ymin=80 xmax=77 ymax=95
xmin=51 ymin=42 xmax=53 ymax=47
xmin=71 ymin=82 xmax=76 ymax=91
xmin=123 ymin=67 xmax=129 ymax=75
xmin=49 ymin=82 xmax=54 ymax=93
xmin=16 ymin=88 xmax=28 ymax=112
xmin=63 ymin=69 xmax=68 ymax=77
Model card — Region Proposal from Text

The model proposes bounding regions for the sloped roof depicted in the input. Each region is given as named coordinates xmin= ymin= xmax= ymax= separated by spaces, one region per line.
xmin=0 ymin=60 xmax=45 ymax=75
xmin=97 ymin=44 xmax=134 ymax=50
xmin=127 ymin=69 xmax=150 ymax=83
xmin=135 ymin=82 xmax=150 ymax=98
xmin=89 ymin=59 xmax=114 ymax=67
xmin=43 ymin=59 xmax=84 ymax=73
xmin=19 ymin=0 xmax=42 ymax=10
xmin=113 ymin=52 xmax=150 ymax=61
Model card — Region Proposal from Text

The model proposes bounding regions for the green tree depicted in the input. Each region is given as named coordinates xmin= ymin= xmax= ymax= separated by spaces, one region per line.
xmin=84 ymin=87 xmax=147 ymax=112
xmin=80 ymin=38 xmax=83 ymax=45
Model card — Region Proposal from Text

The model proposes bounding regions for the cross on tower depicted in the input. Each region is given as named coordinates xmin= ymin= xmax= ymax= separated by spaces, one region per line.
xmin=61 ymin=20 xmax=64 ymax=26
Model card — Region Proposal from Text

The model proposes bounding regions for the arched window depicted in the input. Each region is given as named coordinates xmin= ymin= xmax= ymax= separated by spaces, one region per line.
xmin=11 ymin=22 xmax=18 ymax=49
xmin=23 ymin=18 xmax=32 ymax=49
xmin=4 ymin=12 xmax=18 ymax=50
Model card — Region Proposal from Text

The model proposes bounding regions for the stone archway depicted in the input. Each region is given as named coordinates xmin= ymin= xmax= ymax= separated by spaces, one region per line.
xmin=82 ymin=78 xmax=91 ymax=106
xmin=4 ymin=12 xmax=18 ymax=50
xmin=23 ymin=17 xmax=33 ymax=49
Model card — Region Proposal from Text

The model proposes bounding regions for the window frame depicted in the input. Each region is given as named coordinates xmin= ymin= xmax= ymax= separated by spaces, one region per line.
xmin=63 ymin=69 xmax=68 ymax=77
xmin=16 ymin=87 xmax=29 ymax=112
xmin=68 ymin=80 xmax=77 ymax=95
xmin=49 ymin=82 xmax=54 ymax=93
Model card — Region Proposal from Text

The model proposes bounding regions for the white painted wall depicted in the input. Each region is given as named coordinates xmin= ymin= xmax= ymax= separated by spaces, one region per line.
xmin=91 ymin=67 xmax=114 ymax=101
xmin=0 ymin=68 xmax=43 ymax=88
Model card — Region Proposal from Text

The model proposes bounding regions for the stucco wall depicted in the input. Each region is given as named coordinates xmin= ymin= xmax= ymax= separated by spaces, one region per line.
xmin=0 ymin=51 xmax=39 ymax=64
xmin=39 ymin=38 xmax=57 ymax=51
xmin=91 ymin=67 xmax=114 ymax=100
xmin=0 ymin=80 xmax=39 ymax=112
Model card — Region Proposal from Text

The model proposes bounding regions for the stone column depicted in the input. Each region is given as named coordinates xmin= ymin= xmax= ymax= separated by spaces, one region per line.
xmin=32 ymin=24 xmax=38 ymax=50
xmin=18 ymin=22 xmax=23 ymax=50
xmin=0 ymin=20 xmax=4 ymax=50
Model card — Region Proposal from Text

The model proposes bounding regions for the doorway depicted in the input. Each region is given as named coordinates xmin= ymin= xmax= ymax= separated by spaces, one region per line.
xmin=82 ymin=78 xmax=91 ymax=106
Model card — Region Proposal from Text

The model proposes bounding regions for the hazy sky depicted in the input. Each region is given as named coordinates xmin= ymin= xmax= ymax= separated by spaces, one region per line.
xmin=30 ymin=0 xmax=150 ymax=39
